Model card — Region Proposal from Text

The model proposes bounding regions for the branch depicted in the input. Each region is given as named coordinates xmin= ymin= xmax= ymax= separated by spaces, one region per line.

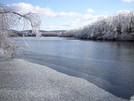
xmin=0 ymin=4 xmax=41 ymax=58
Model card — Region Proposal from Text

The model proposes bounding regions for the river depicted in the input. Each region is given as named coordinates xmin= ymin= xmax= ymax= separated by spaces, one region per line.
xmin=15 ymin=37 xmax=134 ymax=100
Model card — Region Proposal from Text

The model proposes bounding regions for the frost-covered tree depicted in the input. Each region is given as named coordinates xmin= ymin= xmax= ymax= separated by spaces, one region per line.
xmin=0 ymin=3 xmax=41 ymax=58
xmin=62 ymin=10 xmax=134 ymax=41
xmin=59 ymin=29 xmax=76 ymax=37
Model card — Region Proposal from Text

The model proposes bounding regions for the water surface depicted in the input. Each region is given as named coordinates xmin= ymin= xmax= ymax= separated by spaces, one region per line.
xmin=15 ymin=37 xmax=134 ymax=99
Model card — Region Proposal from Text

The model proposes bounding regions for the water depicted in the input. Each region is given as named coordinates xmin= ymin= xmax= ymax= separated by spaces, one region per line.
xmin=15 ymin=37 xmax=134 ymax=100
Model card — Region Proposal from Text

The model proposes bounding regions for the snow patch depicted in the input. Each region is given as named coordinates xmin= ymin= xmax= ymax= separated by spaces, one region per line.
xmin=0 ymin=59 xmax=128 ymax=101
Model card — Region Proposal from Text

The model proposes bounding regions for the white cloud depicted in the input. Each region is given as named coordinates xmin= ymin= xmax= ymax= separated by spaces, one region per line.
xmin=82 ymin=14 xmax=94 ymax=20
xmin=63 ymin=14 xmax=95 ymax=26
xmin=117 ymin=10 xmax=132 ymax=17
xmin=56 ymin=12 xmax=81 ymax=18
xmin=63 ymin=14 xmax=108 ymax=27
xmin=40 ymin=22 xmax=64 ymax=30
xmin=122 ymin=0 xmax=134 ymax=2
xmin=62 ymin=18 xmax=81 ymax=27
xmin=81 ymin=14 xmax=107 ymax=22
xmin=81 ymin=14 xmax=108 ymax=26
xmin=118 ymin=10 xmax=130 ymax=13
xmin=63 ymin=21 xmax=77 ymax=27
xmin=9 ymin=3 xmax=81 ymax=18
xmin=41 ymin=25 xmax=64 ymax=30
xmin=86 ymin=9 xmax=95 ymax=13
xmin=9 ymin=3 xmax=108 ymax=30
xmin=103 ymin=12 xmax=108 ymax=14
xmin=41 ymin=25 xmax=55 ymax=30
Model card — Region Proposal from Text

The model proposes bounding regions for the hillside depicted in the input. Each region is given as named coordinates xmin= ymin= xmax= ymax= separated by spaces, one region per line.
xmin=9 ymin=30 xmax=66 ymax=37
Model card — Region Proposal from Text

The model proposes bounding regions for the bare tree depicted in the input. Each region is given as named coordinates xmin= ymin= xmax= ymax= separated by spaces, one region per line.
xmin=0 ymin=3 xmax=41 ymax=58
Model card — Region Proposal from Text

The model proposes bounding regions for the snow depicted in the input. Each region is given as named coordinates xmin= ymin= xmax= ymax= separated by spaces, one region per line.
xmin=130 ymin=95 xmax=134 ymax=101
xmin=0 ymin=59 xmax=128 ymax=101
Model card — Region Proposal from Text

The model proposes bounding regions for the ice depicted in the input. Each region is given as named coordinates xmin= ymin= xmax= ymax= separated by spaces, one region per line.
xmin=130 ymin=95 xmax=134 ymax=101
xmin=0 ymin=59 xmax=128 ymax=101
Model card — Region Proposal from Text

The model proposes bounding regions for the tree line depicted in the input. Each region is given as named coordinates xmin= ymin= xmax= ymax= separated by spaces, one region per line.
xmin=60 ymin=11 xmax=134 ymax=41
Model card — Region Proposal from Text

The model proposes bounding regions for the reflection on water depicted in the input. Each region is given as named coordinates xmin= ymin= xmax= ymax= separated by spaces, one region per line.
xmin=15 ymin=37 xmax=134 ymax=99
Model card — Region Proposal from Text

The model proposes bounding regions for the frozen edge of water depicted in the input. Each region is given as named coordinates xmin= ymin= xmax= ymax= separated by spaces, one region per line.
xmin=0 ymin=59 xmax=129 ymax=101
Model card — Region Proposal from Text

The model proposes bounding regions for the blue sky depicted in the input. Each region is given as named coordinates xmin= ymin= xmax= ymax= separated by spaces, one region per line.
xmin=1 ymin=0 xmax=134 ymax=31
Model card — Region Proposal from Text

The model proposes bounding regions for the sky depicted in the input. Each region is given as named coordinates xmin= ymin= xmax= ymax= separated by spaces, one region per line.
xmin=1 ymin=0 xmax=134 ymax=31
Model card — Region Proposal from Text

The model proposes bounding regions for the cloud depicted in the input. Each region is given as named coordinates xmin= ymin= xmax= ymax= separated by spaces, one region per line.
xmin=9 ymin=3 xmax=108 ymax=30
xmin=86 ymin=9 xmax=95 ymax=13
xmin=81 ymin=14 xmax=108 ymax=25
xmin=63 ymin=14 xmax=108 ymax=27
xmin=41 ymin=25 xmax=54 ymax=30
xmin=63 ymin=19 xmax=81 ymax=26
xmin=122 ymin=0 xmax=134 ymax=2
xmin=82 ymin=14 xmax=94 ymax=20
xmin=41 ymin=25 xmax=63 ymax=30
xmin=56 ymin=12 xmax=81 ymax=18
xmin=103 ymin=12 xmax=108 ymax=14
xmin=9 ymin=3 xmax=81 ymax=18
xmin=118 ymin=10 xmax=131 ymax=13
xmin=63 ymin=14 xmax=96 ymax=26
xmin=81 ymin=14 xmax=107 ymax=21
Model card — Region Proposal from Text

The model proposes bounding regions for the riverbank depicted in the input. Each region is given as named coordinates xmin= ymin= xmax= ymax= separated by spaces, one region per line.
xmin=0 ymin=58 xmax=128 ymax=101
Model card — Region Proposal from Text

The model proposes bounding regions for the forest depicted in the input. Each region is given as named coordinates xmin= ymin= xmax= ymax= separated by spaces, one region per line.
xmin=60 ymin=11 xmax=134 ymax=41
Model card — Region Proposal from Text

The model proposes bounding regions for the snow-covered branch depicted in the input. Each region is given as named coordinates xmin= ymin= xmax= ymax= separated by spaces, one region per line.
xmin=0 ymin=3 xmax=41 ymax=58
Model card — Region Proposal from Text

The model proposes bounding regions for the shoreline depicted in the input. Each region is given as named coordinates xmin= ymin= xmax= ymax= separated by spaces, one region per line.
xmin=0 ymin=58 xmax=129 ymax=101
